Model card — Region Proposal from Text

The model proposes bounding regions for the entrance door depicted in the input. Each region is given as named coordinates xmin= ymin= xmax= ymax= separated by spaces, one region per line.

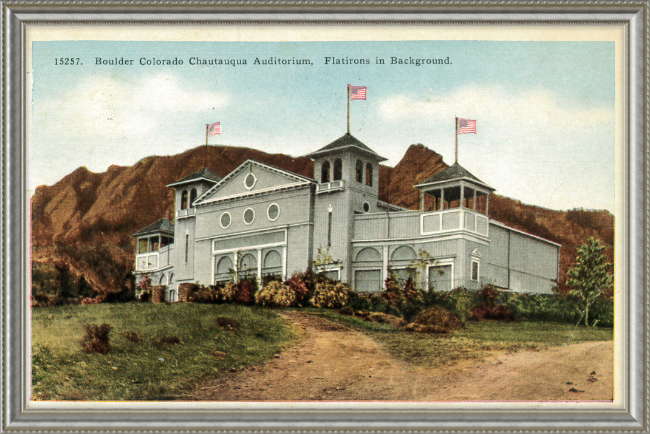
xmin=428 ymin=265 xmax=453 ymax=291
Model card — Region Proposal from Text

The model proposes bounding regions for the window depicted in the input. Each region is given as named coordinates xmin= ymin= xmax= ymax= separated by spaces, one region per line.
xmin=321 ymin=161 xmax=331 ymax=183
xmin=333 ymin=159 xmax=343 ymax=181
xmin=138 ymin=238 xmax=148 ymax=254
xmin=190 ymin=188 xmax=198 ymax=207
xmin=243 ymin=208 xmax=255 ymax=225
xmin=244 ymin=173 xmax=257 ymax=190
xmin=471 ymin=260 xmax=480 ymax=281
xmin=365 ymin=163 xmax=373 ymax=186
xmin=362 ymin=201 xmax=370 ymax=213
xmin=184 ymin=234 xmax=189 ymax=263
xmin=267 ymin=203 xmax=280 ymax=221
xmin=355 ymin=159 xmax=363 ymax=183
xmin=181 ymin=190 xmax=188 ymax=210
xmin=327 ymin=211 xmax=333 ymax=247
xmin=220 ymin=212 xmax=231 ymax=229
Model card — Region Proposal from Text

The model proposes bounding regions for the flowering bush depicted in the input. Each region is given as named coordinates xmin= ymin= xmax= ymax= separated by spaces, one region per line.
xmin=135 ymin=276 xmax=152 ymax=301
xmin=383 ymin=273 xmax=425 ymax=320
xmin=80 ymin=296 xmax=105 ymax=305
xmin=284 ymin=272 xmax=312 ymax=305
xmin=219 ymin=280 xmax=256 ymax=305
xmin=190 ymin=285 xmax=217 ymax=303
xmin=310 ymin=282 xmax=351 ymax=309
xmin=255 ymin=281 xmax=297 ymax=307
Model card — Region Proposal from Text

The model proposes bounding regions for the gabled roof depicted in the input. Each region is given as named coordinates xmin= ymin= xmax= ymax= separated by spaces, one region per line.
xmin=167 ymin=167 xmax=221 ymax=188
xmin=414 ymin=163 xmax=494 ymax=191
xmin=194 ymin=159 xmax=315 ymax=206
xmin=306 ymin=133 xmax=387 ymax=162
xmin=133 ymin=218 xmax=174 ymax=237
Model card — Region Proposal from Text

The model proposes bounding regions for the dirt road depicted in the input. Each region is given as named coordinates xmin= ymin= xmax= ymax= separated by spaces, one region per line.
xmin=188 ymin=312 xmax=613 ymax=402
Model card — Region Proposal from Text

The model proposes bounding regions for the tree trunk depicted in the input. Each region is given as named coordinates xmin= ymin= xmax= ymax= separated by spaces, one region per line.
xmin=585 ymin=304 xmax=590 ymax=327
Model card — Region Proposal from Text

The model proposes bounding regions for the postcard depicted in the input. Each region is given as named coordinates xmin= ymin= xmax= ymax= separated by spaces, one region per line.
xmin=24 ymin=24 xmax=624 ymax=410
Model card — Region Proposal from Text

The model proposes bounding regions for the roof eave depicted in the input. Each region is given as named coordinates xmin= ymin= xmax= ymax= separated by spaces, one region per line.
xmin=166 ymin=177 xmax=220 ymax=188
xmin=306 ymin=145 xmax=387 ymax=162
xmin=414 ymin=178 xmax=495 ymax=192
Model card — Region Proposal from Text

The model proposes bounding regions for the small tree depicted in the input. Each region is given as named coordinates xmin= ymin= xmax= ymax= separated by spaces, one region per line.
xmin=566 ymin=237 xmax=613 ymax=326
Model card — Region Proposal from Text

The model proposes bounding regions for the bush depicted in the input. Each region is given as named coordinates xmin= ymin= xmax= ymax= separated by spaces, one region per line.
xmin=124 ymin=331 xmax=141 ymax=344
xmin=220 ymin=280 xmax=256 ymax=305
xmin=255 ymin=281 xmax=298 ymax=308
xmin=414 ymin=307 xmax=461 ymax=334
xmin=284 ymin=273 xmax=312 ymax=305
xmin=190 ymin=285 xmax=217 ymax=303
xmin=216 ymin=317 xmax=240 ymax=331
xmin=80 ymin=323 xmax=113 ymax=354
xmin=310 ymin=282 xmax=351 ymax=308
xmin=383 ymin=273 xmax=425 ymax=321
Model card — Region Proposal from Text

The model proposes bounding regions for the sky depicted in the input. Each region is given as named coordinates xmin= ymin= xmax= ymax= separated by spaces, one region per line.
xmin=30 ymin=40 xmax=616 ymax=213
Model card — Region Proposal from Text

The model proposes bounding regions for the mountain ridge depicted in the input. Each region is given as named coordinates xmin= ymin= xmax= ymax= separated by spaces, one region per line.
xmin=31 ymin=143 xmax=614 ymax=296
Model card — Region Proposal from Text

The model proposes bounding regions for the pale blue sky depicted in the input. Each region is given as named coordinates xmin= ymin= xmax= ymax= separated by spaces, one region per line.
xmin=31 ymin=40 xmax=615 ymax=212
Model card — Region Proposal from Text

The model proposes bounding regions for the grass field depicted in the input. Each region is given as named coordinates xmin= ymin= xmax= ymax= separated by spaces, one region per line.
xmin=311 ymin=310 xmax=614 ymax=367
xmin=31 ymin=303 xmax=298 ymax=401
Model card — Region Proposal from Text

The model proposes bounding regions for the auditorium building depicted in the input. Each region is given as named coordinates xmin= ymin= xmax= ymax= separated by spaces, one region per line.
xmin=133 ymin=133 xmax=561 ymax=302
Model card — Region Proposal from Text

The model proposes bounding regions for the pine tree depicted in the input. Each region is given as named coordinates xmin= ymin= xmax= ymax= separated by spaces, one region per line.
xmin=566 ymin=237 xmax=613 ymax=326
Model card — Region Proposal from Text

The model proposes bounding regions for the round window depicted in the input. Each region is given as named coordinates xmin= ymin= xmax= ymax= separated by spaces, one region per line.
xmin=244 ymin=173 xmax=256 ymax=190
xmin=220 ymin=212 xmax=231 ymax=228
xmin=363 ymin=202 xmax=370 ymax=213
xmin=267 ymin=203 xmax=280 ymax=221
xmin=243 ymin=208 xmax=255 ymax=225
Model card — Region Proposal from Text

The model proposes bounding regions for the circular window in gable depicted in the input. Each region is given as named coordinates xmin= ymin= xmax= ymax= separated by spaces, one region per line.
xmin=267 ymin=203 xmax=280 ymax=221
xmin=220 ymin=212 xmax=231 ymax=229
xmin=243 ymin=208 xmax=255 ymax=225
xmin=362 ymin=202 xmax=370 ymax=213
xmin=244 ymin=173 xmax=257 ymax=190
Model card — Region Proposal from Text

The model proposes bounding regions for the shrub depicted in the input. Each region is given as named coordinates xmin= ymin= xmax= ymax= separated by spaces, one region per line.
xmin=310 ymin=282 xmax=351 ymax=308
xmin=157 ymin=336 xmax=181 ymax=345
xmin=220 ymin=280 xmax=256 ymax=305
xmin=136 ymin=276 xmax=152 ymax=301
xmin=216 ymin=317 xmax=240 ymax=331
xmin=80 ymin=323 xmax=113 ymax=354
xmin=284 ymin=273 xmax=312 ymax=305
xmin=190 ymin=285 xmax=216 ymax=303
xmin=451 ymin=289 xmax=475 ymax=325
xmin=383 ymin=273 xmax=424 ymax=321
xmin=414 ymin=307 xmax=461 ymax=334
xmin=80 ymin=296 xmax=105 ymax=305
xmin=124 ymin=331 xmax=141 ymax=344
xmin=255 ymin=281 xmax=297 ymax=307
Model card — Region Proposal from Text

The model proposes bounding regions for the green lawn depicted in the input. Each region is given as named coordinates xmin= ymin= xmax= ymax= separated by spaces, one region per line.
xmin=31 ymin=303 xmax=298 ymax=401
xmin=310 ymin=310 xmax=613 ymax=367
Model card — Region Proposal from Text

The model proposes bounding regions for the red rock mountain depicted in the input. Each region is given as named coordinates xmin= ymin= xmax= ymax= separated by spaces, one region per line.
xmin=31 ymin=144 xmax=613 ymax=295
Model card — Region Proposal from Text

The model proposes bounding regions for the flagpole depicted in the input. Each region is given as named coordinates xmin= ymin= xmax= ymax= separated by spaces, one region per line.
xmin=205 ymin=124 xmax=209 ymax=168
xmin=347 ymin=85 xmax=351 ymax=134
xmin=454 ymin=117 xmax=459 ymax=164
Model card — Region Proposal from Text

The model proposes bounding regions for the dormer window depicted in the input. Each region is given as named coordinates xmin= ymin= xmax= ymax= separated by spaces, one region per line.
xmin=355 ymin=160 xmax=363 ymax=183
xmin=365 ymin=163 xmax=373 ymax=187
xmin=181 ymin=190 xmax=188 ymax=210
xmin=333 ymin=159 xmax=343 ymax=181
xmin=189 ymin=188 xmax=198 ymax=207
xmin=321 ymin=161 xmax=331 ymax=183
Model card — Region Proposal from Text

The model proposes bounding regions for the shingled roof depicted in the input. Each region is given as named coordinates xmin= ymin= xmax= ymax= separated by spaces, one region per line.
xmin=168 ymin=167 xmax=221 ymax=187
xmin=133 ymin=218 xmax=175 ymax=237
xmin=306 ymin=133 xmax=387 ymax=161
xmin=415 ymin=163 xmax=494 ymax=190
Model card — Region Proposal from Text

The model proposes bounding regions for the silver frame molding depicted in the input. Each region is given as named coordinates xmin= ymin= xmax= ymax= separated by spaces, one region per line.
xmin=2 ymin=1 xmax=648 ymax=432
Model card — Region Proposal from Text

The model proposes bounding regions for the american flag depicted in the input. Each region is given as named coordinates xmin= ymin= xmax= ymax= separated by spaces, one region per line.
xmin=349 ymin=85 xmax=367 ymax=100
xmin=208 ymin=121 xmax=221 ymax=137
xmin=458 ymin=118 xmax=477 ymax=134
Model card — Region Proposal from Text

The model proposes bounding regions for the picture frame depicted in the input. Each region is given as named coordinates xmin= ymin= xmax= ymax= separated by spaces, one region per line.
xmin=2 ymin=1 xmax=648 ymax=432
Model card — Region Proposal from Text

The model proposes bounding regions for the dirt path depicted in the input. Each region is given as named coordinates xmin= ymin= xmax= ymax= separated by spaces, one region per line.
xmin=187 ymin=312 xmax=613 ymax=402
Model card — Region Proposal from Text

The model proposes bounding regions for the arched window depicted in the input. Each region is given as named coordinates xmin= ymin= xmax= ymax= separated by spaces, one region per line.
xmin=180 ymin=190 xmax=188 ymax=210
xmin=189 ymin=188 xmax=198 ymax=207
xmin=321 ymin=161 xmax=331 ymax=183
xmin=365 ymin=163 xmax=373 ymax=187
xmin=355 ymin=160 xmax=363 ymax=183
xmin=333 ymin=159 xmax=343 ymax=181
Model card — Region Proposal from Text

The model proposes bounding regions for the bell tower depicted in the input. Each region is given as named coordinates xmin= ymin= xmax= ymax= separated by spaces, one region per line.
xmin=306 ymin=133 xmax=386 ymax=283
